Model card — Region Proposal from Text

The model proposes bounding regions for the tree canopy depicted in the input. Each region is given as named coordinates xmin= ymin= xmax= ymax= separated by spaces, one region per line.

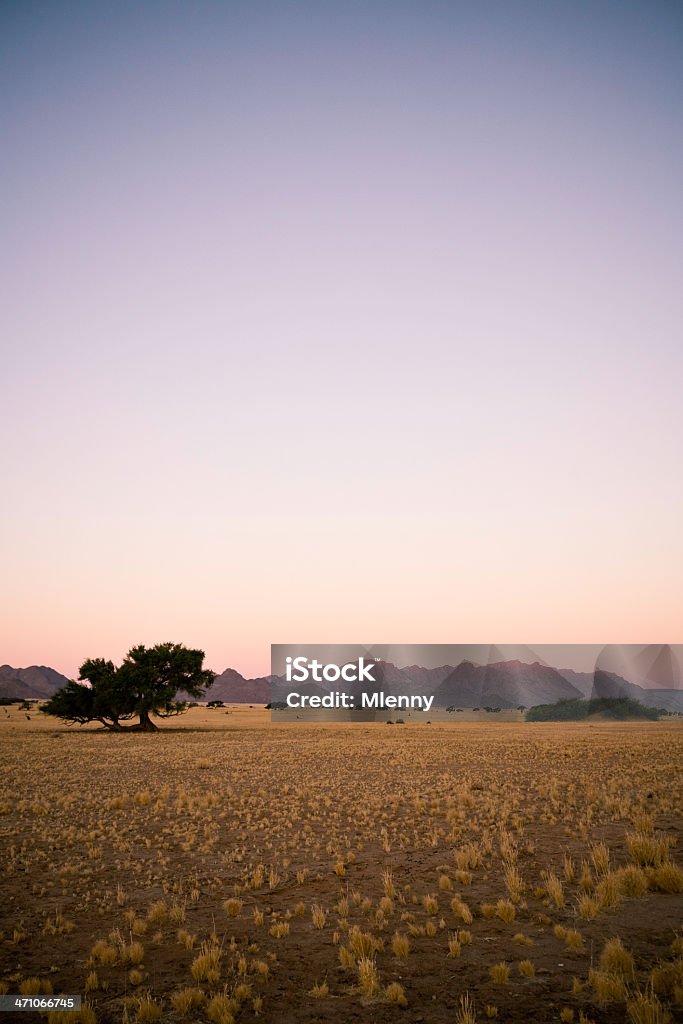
xmin=41 ymin=643 xmax=215 ymax=731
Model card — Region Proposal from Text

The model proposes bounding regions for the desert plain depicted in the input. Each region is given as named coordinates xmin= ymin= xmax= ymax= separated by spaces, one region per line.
xmin=0 ymin=706 xmax=681 ymax=1023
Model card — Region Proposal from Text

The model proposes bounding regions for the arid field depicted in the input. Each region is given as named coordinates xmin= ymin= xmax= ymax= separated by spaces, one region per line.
xmin=1 ymin=708 xmax=682 ymax=1024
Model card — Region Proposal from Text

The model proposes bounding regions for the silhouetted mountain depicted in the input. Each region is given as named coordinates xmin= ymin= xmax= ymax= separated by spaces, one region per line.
xmin=644 ymin=689 xmax=683 ymax=713
xmin=591 ymin=669 xmax=646 ymax=701
xmin=207 ymin=659 xmax=591 ymax=709
xmin=202 ymin=669 xmax=329 ymax=705
xmin=630 ymin=644 xmax=681 ymax=689
xmin=556 ymin=668 xmax=683 ymax=713
xmin=205 ymin=668 xmax=274 ymax=703
xmin=558 ymin=667 xmax=664 ymax=701
xmin=555 ymin=668 xmax=594 ymax=697
xmin=0 ymin=665 xmax=71 ymax=700
xmin=399 ymin=664 xmax=454 ymax=693
xmin=556 ymin=668 xmax=643 ymax=699
xmin=432 ymin=660 xmax=582 ymax=708
xmin=206 ymin=660 xmax=451 ymax=706
xmin=365 ymin=645 xmax=543 ymax=670
xmin=12 ymin=656 xmax=678 ymax=714
xmin=593 ymin=644 xmax=681 ymax=690
xmin=348 ymin=660 xmax=448 ymax=700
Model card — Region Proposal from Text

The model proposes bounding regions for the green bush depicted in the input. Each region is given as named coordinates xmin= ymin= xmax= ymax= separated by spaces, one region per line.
xmin=525 ymin=698 xmax=659 ymax=722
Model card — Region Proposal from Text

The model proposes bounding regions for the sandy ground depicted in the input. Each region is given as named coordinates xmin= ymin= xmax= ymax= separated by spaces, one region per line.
xmin=1 ymin=708 xmax=681 ymax=1023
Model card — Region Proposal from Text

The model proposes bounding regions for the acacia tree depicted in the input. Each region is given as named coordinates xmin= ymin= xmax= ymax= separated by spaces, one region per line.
xmin=41 ymin=643 xmax=215 ymax=731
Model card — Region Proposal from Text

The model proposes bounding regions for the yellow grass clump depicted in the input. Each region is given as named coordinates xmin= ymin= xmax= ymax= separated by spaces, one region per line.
xmin=455 ymin=992 xmax=477 ymax=1024
xmin=391 ymin=932 xmax=410 ymax=958
xmin=357 ymin=957 xmax=381 ymax=997
xmin=588 ymin=968 xmax=629 ymax=1004
xmin=170 ymin=988 xmax=204 ymax=1015
xmin=451 ymin=896 xmax=474 ymax=924
xmin=385 ymin=982 xmax=407 ymax=1006
xmin=489 ymin=962 xmax=510 ymax=984
xmin=206 ymin=994 xmax=235 ymax=1024
xmin=599 ymin=937 xmax=635 ymax=978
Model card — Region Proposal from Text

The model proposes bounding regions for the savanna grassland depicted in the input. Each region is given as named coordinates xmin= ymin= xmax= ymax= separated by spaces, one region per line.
xmin=1 ymin=708 xmax=682 ymax=1024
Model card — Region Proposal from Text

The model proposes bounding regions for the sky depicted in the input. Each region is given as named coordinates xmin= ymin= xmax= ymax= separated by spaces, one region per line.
xmin=1 ymin=1 xmax=682 ymax=679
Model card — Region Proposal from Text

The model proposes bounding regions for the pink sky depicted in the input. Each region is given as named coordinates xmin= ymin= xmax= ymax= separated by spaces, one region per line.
xmin=1 ymin=2 xmax=681 ymax=679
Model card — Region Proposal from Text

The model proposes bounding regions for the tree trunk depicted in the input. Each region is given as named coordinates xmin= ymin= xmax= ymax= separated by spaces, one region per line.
xmin=98 ymin=718 xmax=123 ymax=731
xmin=137 ymin=709 xmax=158 ymax=732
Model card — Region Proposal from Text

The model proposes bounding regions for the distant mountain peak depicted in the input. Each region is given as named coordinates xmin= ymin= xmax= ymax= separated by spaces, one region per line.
xmin=0 ymin=664 xmax=71 ymax=700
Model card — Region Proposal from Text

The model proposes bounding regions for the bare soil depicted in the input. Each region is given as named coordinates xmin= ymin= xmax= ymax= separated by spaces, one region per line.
xmin=1 ymin=708 xmax=681 ymax=1023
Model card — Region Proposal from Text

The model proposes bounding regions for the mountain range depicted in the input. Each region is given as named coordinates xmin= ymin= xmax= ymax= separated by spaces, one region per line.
xmin=0 ymin=664 xmax=71 ymax=700
xmin=210 ymin=659 xmax=683 ymax=712
xmin=3 ymin=660 xmax=682 ymax=713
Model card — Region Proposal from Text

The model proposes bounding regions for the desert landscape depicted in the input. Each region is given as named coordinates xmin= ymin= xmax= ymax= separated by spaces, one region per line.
xmin=4 ymin=1 xmax=682 ymax=1020
xmin=1 ymin=708 xmax=681 ymax=1023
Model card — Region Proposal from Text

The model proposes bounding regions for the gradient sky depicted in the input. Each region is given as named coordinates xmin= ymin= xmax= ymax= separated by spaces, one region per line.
xmin=2 ymin=1 xmax=682 ymax=679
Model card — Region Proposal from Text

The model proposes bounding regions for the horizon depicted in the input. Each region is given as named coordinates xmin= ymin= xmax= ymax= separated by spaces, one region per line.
xmin=5 ymin=642 xmax=683 ymax=689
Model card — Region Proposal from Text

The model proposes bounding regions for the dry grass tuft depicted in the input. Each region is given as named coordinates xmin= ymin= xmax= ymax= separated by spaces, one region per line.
xmin=577 ymin=895 xmax=600 ymax=920
xmin=494 ymin=898 xmax=516 ymax=923
xmin=599 ymin=937 xmax=635 ymax=978
xmin=455 ymin=992 xmax=477 ymax=1024
xmin=125 ymin=941 xmax=145 ymax=965
xmin=206 ymin=994 xmax=235 ymax=1024
xmin=133 ymin=993 xmax=163 ymax=1022
xmin=170 ymin=988 xmax=204 ymax=1015
xmin=565 ymin=929 xmax=585 ymax=951
xmin=385 ymin=982 xmax=407 ymax=1006
xmin=451 ymin=896 xmax=474 ymax=924
xmin=489 ymin=962 xmax=510 ymax=984
xmin=626 ymin=990 xmax=672 ymax=1024
xmin=544 ymin=872 xmax=565 ymax=908
xmin=588 ymin=968 xmax=629 ymax=1004
xmin=626 ymin=832 xmax=673 ymax=867
xmin=309 ymin=979 xmax=329 ymax=998
xmin=311 ymin=904 xmax=327 ymax=929
xmin=357 ymin=957 xmax=381 ymax=997
xmin=649 ymin=862 xmax=683 ymax=894
xmin=422 ymin=893 xmax=439 ymax=915
xmin=190 ymin=943 xmax=221 ymax=983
